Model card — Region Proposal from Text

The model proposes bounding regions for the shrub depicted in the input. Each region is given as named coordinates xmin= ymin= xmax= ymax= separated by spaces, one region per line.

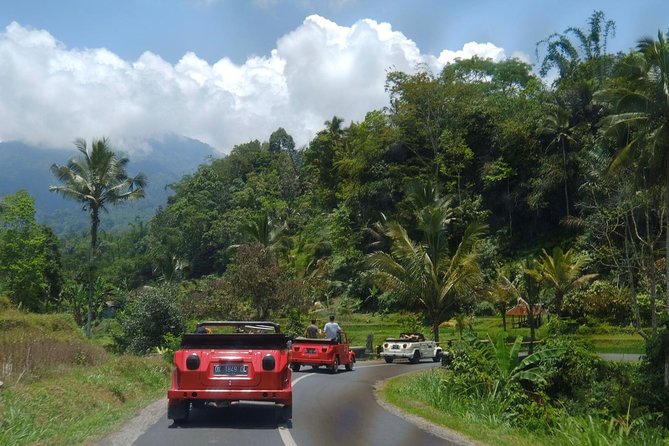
xmin=0 ymin=296 xmax=12 ymax=311
xmin=116 ymin=285 xmax=184 ymax=355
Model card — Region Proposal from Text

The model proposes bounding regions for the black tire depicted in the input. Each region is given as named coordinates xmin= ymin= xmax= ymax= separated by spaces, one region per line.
xmin=384 ymin=357 xmax=393 ymax=363
xmin=432 ymin=351 xmax=442 ymax=363
xmin=168 ymin=401 xmax=190 ymax=424
xmin=345 ymin=358 xmax=353 ymax=371
xmin=409 ymin=350 xmax=420 ymax=364
xmin=330 ymin=357 xmax=339 ymax=374
xmin=291 ymin=363 xmax=301 ymax=372
xmin=279 ymin=405 xmax=292 ymax=422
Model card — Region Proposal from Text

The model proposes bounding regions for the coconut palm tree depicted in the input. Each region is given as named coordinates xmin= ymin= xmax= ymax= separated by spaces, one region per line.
xmin=367 ymin=194 xmax=486 ymax=341
xmin=49 ymin=138 xmax=146 ymax=337
xmin=532 ymin=247 xmax=597 ymax=317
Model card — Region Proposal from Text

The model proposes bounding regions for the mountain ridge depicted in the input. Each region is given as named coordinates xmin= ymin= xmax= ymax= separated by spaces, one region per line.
xmin=0 ymin=136 xmax=215 ymax=234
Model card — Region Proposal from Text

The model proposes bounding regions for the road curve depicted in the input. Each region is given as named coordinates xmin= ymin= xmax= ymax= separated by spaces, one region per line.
xmin=95 ymin=360 xmax=463 ymax=446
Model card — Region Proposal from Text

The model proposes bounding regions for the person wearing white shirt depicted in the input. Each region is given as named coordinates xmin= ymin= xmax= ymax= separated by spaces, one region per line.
xmin=323 ymin=315 xmax=342 ymax=342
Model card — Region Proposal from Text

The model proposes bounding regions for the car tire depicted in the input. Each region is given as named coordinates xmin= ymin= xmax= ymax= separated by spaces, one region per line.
xmin=168 ymin=401 xmax=190 ymax=424
xmin=290 ymin=363 xmax=301 ymax=372
xmin=280 ymin=404 xmax=292 ymax=422
xmin=384 ymin=357 xmax=393 ymax=363
xmin=330 ymin=357 xmax=339 ymax=374
xmin=345 ymin=359 xmax=353 ymax=371
xmin=409 ymin=350 xmax=420 ymax=364
xmin=432 ymin=351 xmax=442 ymax=363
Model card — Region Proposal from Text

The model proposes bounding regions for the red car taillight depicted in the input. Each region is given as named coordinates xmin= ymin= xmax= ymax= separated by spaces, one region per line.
xmin=262 ymin=354 xmax=276 ymax=371
xmin=186 ymin=353 xmax=200 ymax=370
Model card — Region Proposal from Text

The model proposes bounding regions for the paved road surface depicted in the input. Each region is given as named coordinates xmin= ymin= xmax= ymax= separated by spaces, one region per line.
xmin=96 ymin=360 xmax=466 ymax=446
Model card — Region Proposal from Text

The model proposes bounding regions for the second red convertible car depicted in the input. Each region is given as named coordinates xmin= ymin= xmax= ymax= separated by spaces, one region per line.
xmin=290 ymin=332 xmax=355 ymax=373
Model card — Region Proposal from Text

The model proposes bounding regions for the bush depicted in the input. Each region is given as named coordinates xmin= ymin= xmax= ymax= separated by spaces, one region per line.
xmin=0 ymin=296 xmax=12 ymax=311
xmin=564 ymin=280 xmax=631 ymax=324
xmin=116 ymin=285 xmax=184 ymax=355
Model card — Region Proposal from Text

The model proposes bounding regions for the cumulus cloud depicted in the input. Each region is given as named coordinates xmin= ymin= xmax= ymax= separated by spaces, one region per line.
xmin=0 ymin=18 xmax=511 ymax=154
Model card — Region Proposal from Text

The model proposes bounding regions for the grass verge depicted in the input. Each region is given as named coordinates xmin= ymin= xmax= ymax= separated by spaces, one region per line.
xmin=379 ymin=369 xmax=667 ymax=446
xmin=379 ymin=370 xmax=544 ymax=446
xmin=0 ymin=309 xmax=170 ymax=446
xmin=0 ymin=355 xmax=169 ymax=446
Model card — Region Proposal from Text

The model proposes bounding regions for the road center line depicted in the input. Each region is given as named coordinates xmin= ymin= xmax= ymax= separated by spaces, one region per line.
xmin=279 ymin=362 xmax=392 ymax=446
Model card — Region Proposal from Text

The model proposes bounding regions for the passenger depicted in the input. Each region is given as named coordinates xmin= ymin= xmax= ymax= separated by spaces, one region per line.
xmin=195 ymin=326 xmax=212 ymax=334
xmin=323 ymin=315 xmax=342 ymax=343
xmin=304 ymin=319 xmax=319 ymax=338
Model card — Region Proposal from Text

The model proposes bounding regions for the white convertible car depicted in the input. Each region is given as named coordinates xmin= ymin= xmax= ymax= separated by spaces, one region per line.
xmin=379 ymin=333 xmax=443 ymax=364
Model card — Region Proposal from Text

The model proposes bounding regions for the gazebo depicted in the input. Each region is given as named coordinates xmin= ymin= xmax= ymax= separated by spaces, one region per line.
xmin=506 ymin=302 xmax=548 ymax=329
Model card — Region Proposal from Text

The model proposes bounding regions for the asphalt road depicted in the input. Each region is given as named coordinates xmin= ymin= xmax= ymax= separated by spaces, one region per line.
xmin=96 ymin=360 xmax=467 ymax=446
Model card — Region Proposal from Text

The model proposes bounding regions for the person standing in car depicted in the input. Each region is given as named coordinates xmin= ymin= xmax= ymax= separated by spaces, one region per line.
xmin=323 ymin=315 xmax=342 ymax=342
xmin=304 ymin=319 xmax=320 ymax=338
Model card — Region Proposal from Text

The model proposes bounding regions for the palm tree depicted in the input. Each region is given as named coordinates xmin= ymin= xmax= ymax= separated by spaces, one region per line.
xmin=536 ymin=10 xmax=616 ymax=84
xmin=532 ymin=247 xmax=597 ymax=317
xmin=540 ymin=107 xmax=582 ymax=217
xmin=50 ymin=138 xmax=146 ymax=337
xmin=367 ymin=193 xmax=486 ymax=341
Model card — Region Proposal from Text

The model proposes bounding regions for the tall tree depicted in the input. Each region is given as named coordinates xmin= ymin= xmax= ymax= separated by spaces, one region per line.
xmin=0 ymin=190 xmax=60 ymax=312
xmin=368 ymin=187 xmax=486 ymax=341
xmin=50 ymin=138 xmax=146 ymax=336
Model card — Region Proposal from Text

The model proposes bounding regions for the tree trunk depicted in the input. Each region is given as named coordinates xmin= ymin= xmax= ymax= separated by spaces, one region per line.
xmin=501 ymin=311 xmax=507 ymax=331
xmin=87 ymin=206 xmax=100 ymax=338
xmin=432 ymin=317 xmax=440 ymax=343
xmin=664 ymin=167 xmax=669 ymax=386
xmin=562 ymin=139 xmax=570 ymax=217
xmin=624 ymin=213 xmax=644 ymax=337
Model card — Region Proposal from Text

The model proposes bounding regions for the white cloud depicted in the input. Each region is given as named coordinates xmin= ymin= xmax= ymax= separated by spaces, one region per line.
xmin=0 ymin=18 xmax=511 ymax=155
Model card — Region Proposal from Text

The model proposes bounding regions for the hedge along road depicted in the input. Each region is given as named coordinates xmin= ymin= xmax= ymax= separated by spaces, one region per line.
xmin=95 ymin=360 xmax=468 ymax=446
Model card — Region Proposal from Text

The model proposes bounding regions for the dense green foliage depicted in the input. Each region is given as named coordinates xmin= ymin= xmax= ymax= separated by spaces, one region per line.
xmin=2 ymin=8 xmax=669 ymax=441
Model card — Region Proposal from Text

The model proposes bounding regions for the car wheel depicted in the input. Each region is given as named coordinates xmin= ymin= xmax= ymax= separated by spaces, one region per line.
xmin=432 ymin=351 xmax=442 ymax=363
xmin=290 ymin=363 xmax=301 ymax=372
xmin=409 ymin=350 xmax=420 ymax=364
xmin=168 ymin=401 xmax=190 ymax=424
xmin=330 ymin=357 xmax=339 ymax=374
xmin=384 ymin=357 xmax=393 ymax=363
xmin=345 ymin=359 xmax=353 ymax=371
xmin=279 ymin=404 xmax=292 ymax=422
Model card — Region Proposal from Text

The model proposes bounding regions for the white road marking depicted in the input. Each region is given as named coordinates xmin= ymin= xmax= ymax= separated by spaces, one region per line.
xmin=278 ymin=362 xmax=392 ymax=446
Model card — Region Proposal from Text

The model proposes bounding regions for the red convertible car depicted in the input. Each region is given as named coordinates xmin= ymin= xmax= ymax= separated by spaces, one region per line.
xmin=167 ymin=321 xmax=293 ymax=423
xmin=290 ymin=332 xmax=355 ymax=373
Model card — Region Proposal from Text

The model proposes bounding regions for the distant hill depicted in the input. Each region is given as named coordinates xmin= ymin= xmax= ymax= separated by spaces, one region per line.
xmin=0 ymin=136 xmax=215 ymax=235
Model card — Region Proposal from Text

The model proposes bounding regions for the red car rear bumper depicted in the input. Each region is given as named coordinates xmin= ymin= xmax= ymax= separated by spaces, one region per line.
xmin=168 ymin=388 xmax=292 ymax=405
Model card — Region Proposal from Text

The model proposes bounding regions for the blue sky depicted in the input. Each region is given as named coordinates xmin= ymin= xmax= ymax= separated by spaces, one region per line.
xmin=0 ymin=0 xmax=666 ymax=154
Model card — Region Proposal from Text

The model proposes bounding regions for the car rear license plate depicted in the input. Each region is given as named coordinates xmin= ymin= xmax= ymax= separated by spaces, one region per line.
xmin=305 ymin=348 xmax=316 ymax=354
xmin=392 ymin=345 xmax=400 ymax=349
xmin=214 ymin=364 xmax=248 ymax=376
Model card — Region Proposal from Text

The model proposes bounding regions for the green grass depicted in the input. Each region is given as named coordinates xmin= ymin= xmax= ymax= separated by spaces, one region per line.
xmin=0 ymin=308 xmax=171 ymax=446
xmin=381 ymin=370 xmax=546 ymax=446
xmin=300 ymin=313 xmax=645 ymax=354
xmin=380 ymin=369 xmax=668 ymax=446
